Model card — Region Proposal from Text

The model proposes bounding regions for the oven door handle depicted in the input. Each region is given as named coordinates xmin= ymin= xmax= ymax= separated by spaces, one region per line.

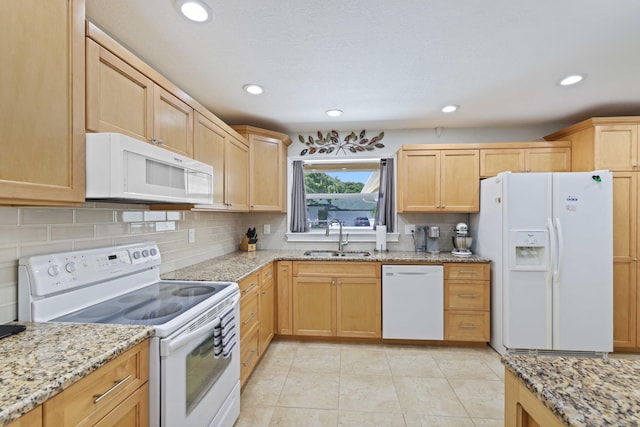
xmin=161 ymin=315 xmax=220 ymax=357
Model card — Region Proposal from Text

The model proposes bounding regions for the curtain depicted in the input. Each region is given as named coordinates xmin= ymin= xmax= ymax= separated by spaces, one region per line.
xmin=290 ymin=160 xmax=309 ymax=232
xmin=375 ymin=158 xmax=395 ymax=232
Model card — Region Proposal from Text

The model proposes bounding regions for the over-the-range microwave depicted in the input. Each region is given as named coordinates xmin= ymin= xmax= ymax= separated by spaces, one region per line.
xmin=85 ymin=133 xmax=213 ymax=204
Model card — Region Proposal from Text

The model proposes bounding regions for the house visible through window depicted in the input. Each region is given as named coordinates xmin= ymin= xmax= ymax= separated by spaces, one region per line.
xmin=303 ymin=160 xmax=380 ymax=231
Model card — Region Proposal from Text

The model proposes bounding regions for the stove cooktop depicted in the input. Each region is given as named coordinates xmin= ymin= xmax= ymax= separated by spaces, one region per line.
xmin=54 ymin=281 xmax=232 ymax=326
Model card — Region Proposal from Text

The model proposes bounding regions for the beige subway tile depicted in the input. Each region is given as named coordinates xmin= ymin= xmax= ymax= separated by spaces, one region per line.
xmin=21 ymin=208 xmax=74 ymax=225
xmin=130 ymin=223 xmax=157 ymax=234
xmin=118 ymin=211 xmax=145 ymax=223
xmin=0 ymin=227 xmax=48 ymax=244
xmin=74 ymin=209 xmax=115 ymax=224
xmin=0 ymin=282 xmax=17 ymax=304
xmin=143 ymin=211 xmax=166 ymax=221
xmin=0 ymin=264 xmax=18 ymax=286
xmin=0 ymin=208 xmax=19 ymax=225
xmin=0 ymin=302 xmax=17 ymax=323
xmin=50 ymin=225 xmax=96 ymax=241
xmin=73 ymin=238 xmax=114 ymax=250
xmin=96 ymin=223 xmax=130 ymax=237
xmin=19 ymin=242 xmax=73 ymax=258
xmin=166 ymin=211 xmax=183 ymax=221
xmin=0 ymin=247 xmax=18 ymax=263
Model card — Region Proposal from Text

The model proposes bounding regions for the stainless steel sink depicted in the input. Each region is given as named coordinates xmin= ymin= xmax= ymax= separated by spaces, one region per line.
xmin=303 ymin=250 xmax=371 ymax=257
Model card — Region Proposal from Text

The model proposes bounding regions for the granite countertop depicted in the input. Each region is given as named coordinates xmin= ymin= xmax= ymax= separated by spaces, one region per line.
xmin=0 ymin=322 xmax=154 ymax=426
xmin=161 ymin=249 xmax=491 ymax=282
xmin=503 ymin=354 xmax=640 ymax=426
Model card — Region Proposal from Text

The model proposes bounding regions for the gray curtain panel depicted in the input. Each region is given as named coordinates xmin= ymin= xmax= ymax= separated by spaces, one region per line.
xmin=375 ymin=158 xmax=395 ymax=232
xmin=290 ymin=160 xmax=309 ymax=232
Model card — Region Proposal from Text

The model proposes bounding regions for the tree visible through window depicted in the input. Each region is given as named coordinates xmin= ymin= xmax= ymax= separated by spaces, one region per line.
xmin=303 ymin=161 xmax=379 ymax=230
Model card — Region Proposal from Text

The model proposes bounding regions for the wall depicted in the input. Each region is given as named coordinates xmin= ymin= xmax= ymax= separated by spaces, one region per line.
xmin=0 ymin=203 xmax=244 ymax=323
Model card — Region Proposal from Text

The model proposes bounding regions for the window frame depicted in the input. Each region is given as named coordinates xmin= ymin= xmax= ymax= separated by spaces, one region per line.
xmin=286 ymin=155 xmax=399 ymax=243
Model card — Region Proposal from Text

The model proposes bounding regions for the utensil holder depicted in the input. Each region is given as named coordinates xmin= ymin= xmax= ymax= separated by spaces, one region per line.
xmin=239 ymin=236 xmax=256 ymax=252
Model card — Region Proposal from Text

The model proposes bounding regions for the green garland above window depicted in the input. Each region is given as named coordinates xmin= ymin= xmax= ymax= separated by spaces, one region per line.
xmin=297 ymin=130 xmax=385 ymax=155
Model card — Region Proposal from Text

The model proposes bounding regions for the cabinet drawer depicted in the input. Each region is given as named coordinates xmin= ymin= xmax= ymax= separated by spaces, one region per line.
xmin=260 ymin=263 xmax=274 ymax=284
xmin=445 ymin=281 xmax=490 ymax=310
xmin=240 ymin=292 xmax=259 ymax=336
xmin=239 ymin=272 xmax=260 ymax=298
xmin=444 ymin=311 xmax=490 ymax=342
xmin=43 ymin=340 xmax=149 ymax=426
xmin=293 ymin=261 xmax=380 ymax=278
xmin=240 ymin=325 xmax=259 ymax=387
xmin=444 ymin=263 xmax=489 ymax=280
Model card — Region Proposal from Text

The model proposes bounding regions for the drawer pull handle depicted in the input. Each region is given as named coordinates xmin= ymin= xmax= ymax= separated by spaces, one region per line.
xmin=459 ymin=325 xmax=477 ymax=329
xmin=264 ymin=271 xmax=272 ymax=278
xmin=93 ymin=375 xmax=132 ymax=404
xmin=242 ymin=349 xmax=257 ymax=367
xmin=457 ymin=293 xmax=477 ymax=298
xmin=242 ymin=283 xmax=258 ymax=294
xmin=457 ymin=270 xmax=477 ymax=274
xmin=242 ymin=311 xmax=257 ymax=325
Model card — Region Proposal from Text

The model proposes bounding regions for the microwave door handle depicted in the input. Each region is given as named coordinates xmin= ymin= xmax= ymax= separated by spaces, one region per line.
xmin=162 ymin=315 xmax=222 ymax=356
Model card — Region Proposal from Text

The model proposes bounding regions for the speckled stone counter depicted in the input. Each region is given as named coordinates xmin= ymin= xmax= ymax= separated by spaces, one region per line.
xmin=161 ymin=249 xmax=490 ymax=282
xmin=503 ymin=354 xmax=640 ymax=426
xmin=0 ymin=322 xmax=154 ymax=426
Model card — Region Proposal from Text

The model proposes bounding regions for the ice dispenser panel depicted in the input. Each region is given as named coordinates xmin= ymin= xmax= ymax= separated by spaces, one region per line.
xmin=509 ymin=230 xmax=548 ymax=271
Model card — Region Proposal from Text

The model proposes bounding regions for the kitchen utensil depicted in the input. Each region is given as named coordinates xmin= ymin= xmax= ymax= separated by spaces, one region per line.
xmin=452 ymin=223 xmax=473 ymax=256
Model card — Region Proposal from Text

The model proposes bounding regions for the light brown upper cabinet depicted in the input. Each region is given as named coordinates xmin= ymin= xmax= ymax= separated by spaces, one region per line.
xmin=232 ymin=126 xmax=292 ymax=212
xmin=193 ymin=112 xmax=249 ymax=211
xmin=398 ymin=147 xmax=480 ymax=212
xmin=479 ymin=142 xmax=571 ymax=178
xmin=86 ymin=23 xmax=194 ymax=158
xmin=0 ymin=0 xmax=85 ymax=205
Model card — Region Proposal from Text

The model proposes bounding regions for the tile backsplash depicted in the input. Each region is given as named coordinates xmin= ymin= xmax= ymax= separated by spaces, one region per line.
xmin=0 ymin=203 xmax=244 ymax=323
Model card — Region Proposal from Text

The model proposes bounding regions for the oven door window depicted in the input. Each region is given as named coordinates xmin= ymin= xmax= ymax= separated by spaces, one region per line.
xmin=186 ymin=330 xmax=230 ymax=414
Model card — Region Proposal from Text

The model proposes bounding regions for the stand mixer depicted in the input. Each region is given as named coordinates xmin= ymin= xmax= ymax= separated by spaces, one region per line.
xmin=451 ymin=222 xmax=473 ymax=257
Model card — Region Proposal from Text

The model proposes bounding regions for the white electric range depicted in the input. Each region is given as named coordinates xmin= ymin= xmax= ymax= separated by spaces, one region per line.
xmin=18 ymin=241 xmax=240 ymax=427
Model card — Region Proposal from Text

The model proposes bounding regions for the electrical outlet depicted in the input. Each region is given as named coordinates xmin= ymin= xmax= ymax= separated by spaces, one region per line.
xmin=405 ymin=224 xmax=416 ymax=235
xmin=263 ymin=224 xmax=271 ymax=235
xmin=188 ymin=228 xmax=196 ymax=243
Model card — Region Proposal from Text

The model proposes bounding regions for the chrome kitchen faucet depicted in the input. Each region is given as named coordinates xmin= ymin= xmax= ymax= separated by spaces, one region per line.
xmin=326 ymin=218 xmax=349 ymax=251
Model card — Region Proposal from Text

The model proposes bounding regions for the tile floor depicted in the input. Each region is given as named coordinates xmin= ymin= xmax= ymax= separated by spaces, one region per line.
xmin=235 ymin=340 xmax=505 ymax=427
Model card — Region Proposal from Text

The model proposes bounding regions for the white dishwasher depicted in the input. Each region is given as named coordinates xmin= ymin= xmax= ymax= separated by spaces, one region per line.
xmin=382 ymin=265 xmax=444 ymax=340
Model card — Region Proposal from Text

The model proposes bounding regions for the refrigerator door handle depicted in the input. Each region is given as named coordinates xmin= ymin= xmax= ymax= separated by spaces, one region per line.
xmin=554 ymin=217 xmax=564 ymax=283
xmin=546 ymin=217 xmax=556 ymax=349
xmin=553 ymin=217 xmax=564 ymax=349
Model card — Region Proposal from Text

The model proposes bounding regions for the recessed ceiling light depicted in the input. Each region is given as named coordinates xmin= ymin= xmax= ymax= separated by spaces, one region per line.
xmin=559 ymin=74 xmax=586 ymax=86
xmin=325 ymin=109 xmax=343 ymax=117
xmin=175 ymin=0 xmax=212 ymax=23
xmin=441 ymin=105 xmax=459 ymax=113
xmin=242 ymin=84 xmax=264 ymax=95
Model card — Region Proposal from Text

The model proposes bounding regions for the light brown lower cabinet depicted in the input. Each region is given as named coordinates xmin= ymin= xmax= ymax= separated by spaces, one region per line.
xmin=42 ymin=340 xmax=149 ymax=427
xmin=292 ymin=262 xmax=381 ymax=338
xmin=7 ymin=406 xmax=42 ymax=427
xmin=239 ymin=263 xmax=276 ymax=386
xmin=444 ymin=263 xmax=490 ymax=342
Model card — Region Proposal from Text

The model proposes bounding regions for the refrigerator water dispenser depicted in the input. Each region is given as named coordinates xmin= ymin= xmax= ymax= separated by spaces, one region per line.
xmin=510 ymin=230 xmax=548 ymax=270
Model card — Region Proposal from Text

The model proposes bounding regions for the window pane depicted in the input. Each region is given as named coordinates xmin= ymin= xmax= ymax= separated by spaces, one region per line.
xmin=304 ymin=166 xmax=378 ymax=230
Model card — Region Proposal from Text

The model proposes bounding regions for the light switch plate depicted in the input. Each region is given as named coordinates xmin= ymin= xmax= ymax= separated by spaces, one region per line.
xmin=188 ymin=228 xmax=196 ymax=243
xmin=263 ymin=224 xmax=271 ymax=235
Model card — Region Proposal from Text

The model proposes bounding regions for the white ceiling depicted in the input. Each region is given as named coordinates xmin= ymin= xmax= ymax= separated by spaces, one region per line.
xmin=86 ymin=0 xmax=640 ymax=134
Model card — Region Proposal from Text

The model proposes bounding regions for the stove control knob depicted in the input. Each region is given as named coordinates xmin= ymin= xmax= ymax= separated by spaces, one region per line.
xmin=65 ymin=262 xmax=76 ymax=273
xmin=132 ymin=251 xmax=141 ymax=260
xmin=47 ymin=265 xmax=60 ymax=277
xmin=150 ymin=248 xmax=158 ymax=256
xmin=142 ymin=249 xmax=149 ymax=257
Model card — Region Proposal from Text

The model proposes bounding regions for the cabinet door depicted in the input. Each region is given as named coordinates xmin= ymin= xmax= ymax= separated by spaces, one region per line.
xmin=276 ymin=261 xmax=293 ymax=335
xmin=525 ymin=147 xmax=571 ymax=173
xmin=152 ymin=86 xmax=194 ymax=157
xmin=336 ymin=277 xmax=381 ymax=338
xmin=259 ymin=274 xmax=275 ymax=355
xmin=594 ymin=125 xmax=638 ymax=171
xmin=440 ymin=150 xmax=480 ymax=212
xmin=225 ymin=136 xmax=250 ymax=211
xmin=250 ymin=135 xmax=283 ymax=211
xmin=86 ymin=39 xmax=153 ymax=142
xmin=193 ymin=112 xmax=227 ymax=209
xmin=612 ymin=172 xmax=638 ymax=349
xmin=398 ymin=150 xmax=440 ymax=212
xmin=293 ymin=277 xmax=335 ymax=336
xmin=7 ymin=406 xmax=42 ymax=427
xmin=480 ymin=149 xmax=524 ymax=177
xmin=0 ymin=0 xmax=85 ymax=205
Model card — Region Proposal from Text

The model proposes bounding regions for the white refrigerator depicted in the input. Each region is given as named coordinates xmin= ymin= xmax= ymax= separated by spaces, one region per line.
xmin=471 ymin=171 xmax=613 ymax=355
